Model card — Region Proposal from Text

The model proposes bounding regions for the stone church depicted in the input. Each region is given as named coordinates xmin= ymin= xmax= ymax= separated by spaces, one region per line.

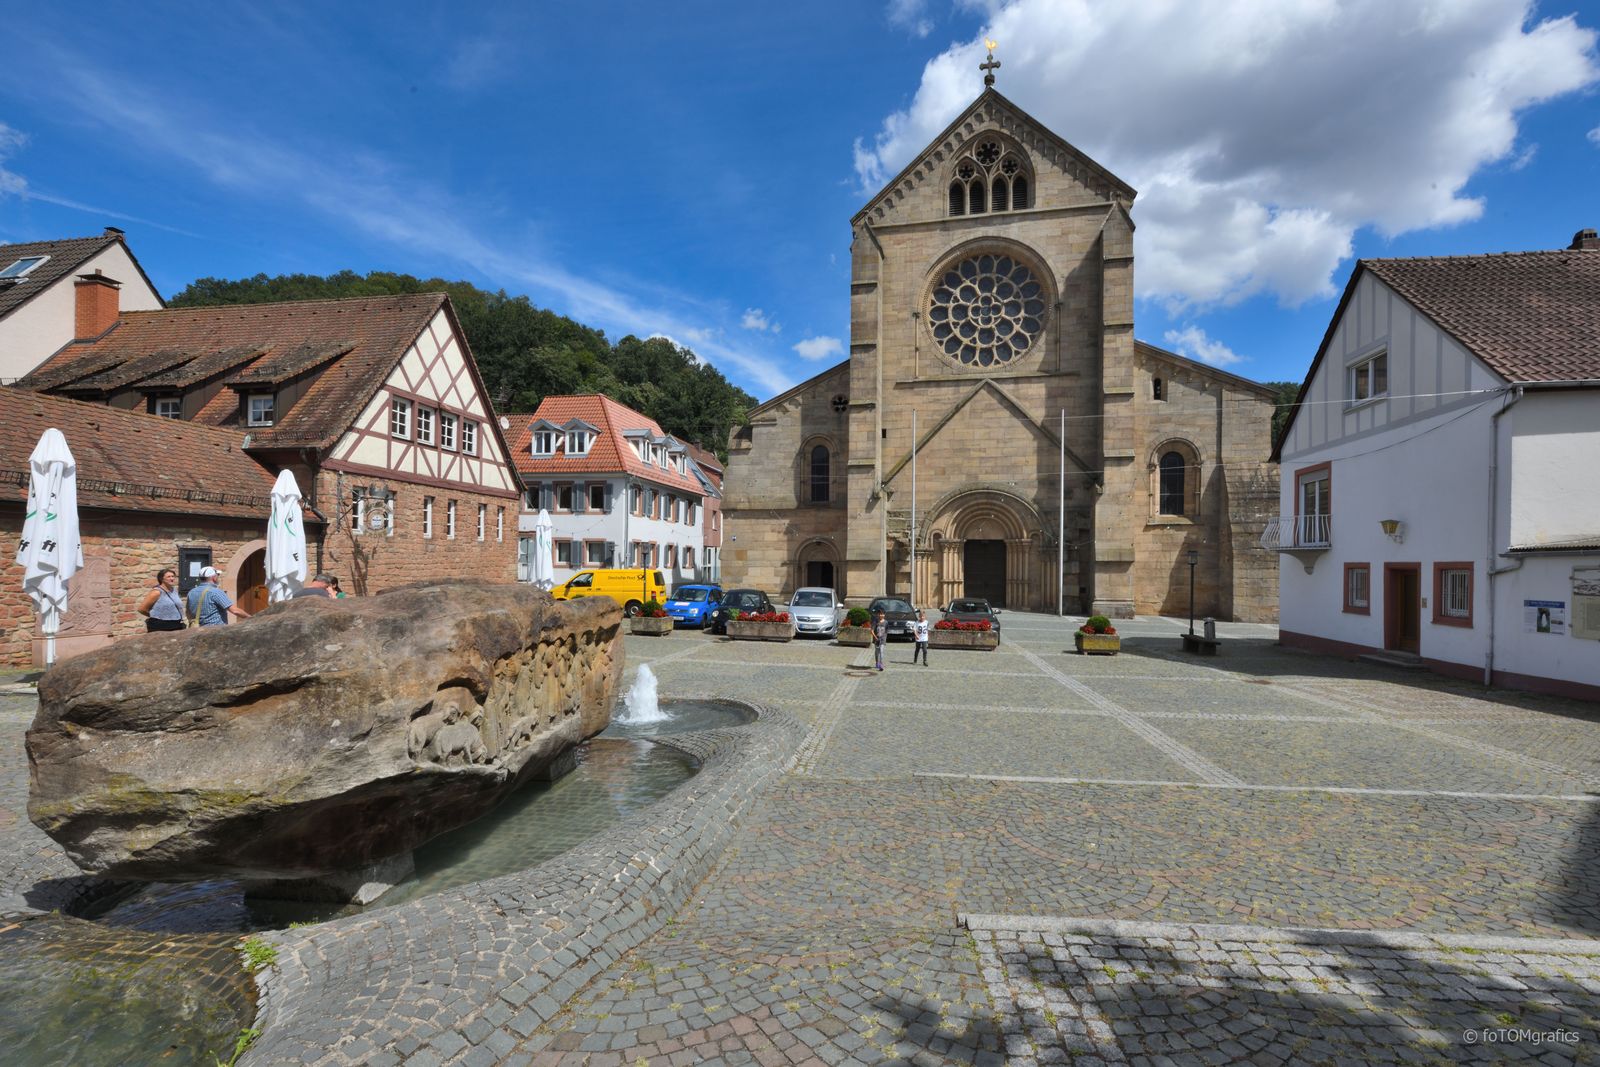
xmin=721 ymin=79 xmax=1279 ymax=620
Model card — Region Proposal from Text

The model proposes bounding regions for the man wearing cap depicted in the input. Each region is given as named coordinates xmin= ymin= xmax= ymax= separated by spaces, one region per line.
xmin=187 ymin=566 xmax=250 ymax=627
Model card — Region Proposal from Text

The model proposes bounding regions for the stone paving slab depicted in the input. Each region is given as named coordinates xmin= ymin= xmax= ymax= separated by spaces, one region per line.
xmin=1423 ymin=720 xmax=1600 ymax=781
xmin=807 ymin=707 xmax=1204 ymax=783
xmin=967 ymin=916 xmax=1600 ymax=1066
xmin=1088 ymin=676 xmax=1373 ymax=719
xmin=1155 ymin=717 xmax=1593 ymax=796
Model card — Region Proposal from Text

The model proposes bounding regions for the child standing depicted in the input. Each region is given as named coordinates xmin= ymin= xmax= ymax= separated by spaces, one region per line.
xmin=873 ymin=610 xmax=887 ymax=672
xmin=911 ymin=609 xmax=930 ymax=665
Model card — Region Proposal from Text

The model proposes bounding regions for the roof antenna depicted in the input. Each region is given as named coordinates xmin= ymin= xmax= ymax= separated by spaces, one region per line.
xmin=980 ymin=39 xmax=1001 ymax=88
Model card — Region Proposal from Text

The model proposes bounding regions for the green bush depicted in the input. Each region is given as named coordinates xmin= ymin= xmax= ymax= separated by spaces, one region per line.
xmin=845 ymin=607 xmax=871 ymax=627
xmin=1085 ymin=615 xmax=1112 ymax=633
xmin=644 ymin=598 xmax=663 ymax=615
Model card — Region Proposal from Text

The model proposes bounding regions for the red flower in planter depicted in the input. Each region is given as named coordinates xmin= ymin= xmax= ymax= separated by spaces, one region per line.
xmin=741 ymin=611 xmax=792 ymax=623
xmin=650 ymin=609 xmax=669 ymax=618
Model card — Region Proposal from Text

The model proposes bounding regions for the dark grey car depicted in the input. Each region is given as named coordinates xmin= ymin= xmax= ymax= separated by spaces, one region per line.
xmin=941 ymin=597 xmax=1001 ymax=634
xmin=867 ymin=597 xmax=918 ymax=641
xmin=710 ymin=588 xmax=774 ymax=634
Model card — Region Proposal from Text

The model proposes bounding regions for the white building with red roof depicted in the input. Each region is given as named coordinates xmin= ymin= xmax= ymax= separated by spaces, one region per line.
xmin=506 ymin=395 xmax=708 ymax=590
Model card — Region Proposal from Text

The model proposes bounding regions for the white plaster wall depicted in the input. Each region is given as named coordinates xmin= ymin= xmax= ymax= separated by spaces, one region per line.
xmin=517 ymin=476 xmax=705 ymax=590
xmin=1492 ymin=555 xmax=1600 ymax=690
xmin=0 ymin=244 xmax=162 ymax=382
xmin=1508 ymin=390 xmax=1600 ymax=547
xmin=1278 ymin=401 xmax=1494 ymax=672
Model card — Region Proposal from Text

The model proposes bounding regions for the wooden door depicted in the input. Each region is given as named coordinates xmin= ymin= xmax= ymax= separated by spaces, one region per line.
xmin=1384 ymin=564 xmax=1421 ymax=653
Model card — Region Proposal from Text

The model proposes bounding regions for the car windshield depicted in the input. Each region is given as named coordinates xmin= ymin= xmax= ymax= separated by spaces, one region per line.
xmin=873 ymin=599 xmax=914 ymax=614
xmin=674 ymin=589 xmax=708 ymax=602
xmin=950 ymin=600 xmax=990 ymax=613
xmin=731 ymin=594 xmax=763 ymax=608
xmin=792 ymin=591 xmax=833 ymax=607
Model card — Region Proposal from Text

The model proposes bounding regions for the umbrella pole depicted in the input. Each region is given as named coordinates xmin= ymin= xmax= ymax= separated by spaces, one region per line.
xmin=46 ymin=633 xmax=55 ymax=668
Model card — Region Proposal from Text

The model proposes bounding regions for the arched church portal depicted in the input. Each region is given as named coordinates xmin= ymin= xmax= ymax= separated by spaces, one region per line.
xmin=916 ymin=490 xmax=1047 ymax=612
xmin=796 ymin=539 xmax=841 ymax=597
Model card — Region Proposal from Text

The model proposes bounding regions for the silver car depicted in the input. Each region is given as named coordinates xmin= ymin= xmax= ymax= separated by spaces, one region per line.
xmin=789 ymin=587 xmax=842 ymax=637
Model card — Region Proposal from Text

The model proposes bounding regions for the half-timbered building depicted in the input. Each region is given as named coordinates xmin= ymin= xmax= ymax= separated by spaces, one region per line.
xmin=14 ymin=292 xmax=519 ymax=596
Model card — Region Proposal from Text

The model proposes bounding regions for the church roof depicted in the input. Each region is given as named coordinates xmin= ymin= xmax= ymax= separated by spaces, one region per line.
xmin=852 ymin=87 xmax=1137 ymax=226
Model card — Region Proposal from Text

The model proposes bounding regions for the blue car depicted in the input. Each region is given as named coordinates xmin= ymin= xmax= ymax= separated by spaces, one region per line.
xmin=664 ymin=584 xmax=723 ymax=628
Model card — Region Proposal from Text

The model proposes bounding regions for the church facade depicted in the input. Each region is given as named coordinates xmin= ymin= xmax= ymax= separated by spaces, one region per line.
xmin=721 ymin=86 xmax=1279 ymax=621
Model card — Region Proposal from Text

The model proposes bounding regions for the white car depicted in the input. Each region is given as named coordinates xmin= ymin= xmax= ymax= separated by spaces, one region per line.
xmin=789 ymin=587 xmax=842 ymax=637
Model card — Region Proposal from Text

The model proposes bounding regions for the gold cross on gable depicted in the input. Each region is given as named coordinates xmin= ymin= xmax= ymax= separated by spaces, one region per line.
xmin=980 ymin=38 xmax=1001 ymax=87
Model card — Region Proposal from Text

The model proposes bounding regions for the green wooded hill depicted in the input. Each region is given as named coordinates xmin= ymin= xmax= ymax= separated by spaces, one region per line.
xmin=170 ymin=271 xmax=756 ymax=460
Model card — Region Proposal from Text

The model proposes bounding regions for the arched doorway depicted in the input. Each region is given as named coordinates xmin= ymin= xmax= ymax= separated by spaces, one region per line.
xmin=917 ymin=488 xmax=1048 ymax=612
xmin=795 ymin=538 xmax=842 ymax=597
xmin=226 ymin=539 xmax=270 ymax=615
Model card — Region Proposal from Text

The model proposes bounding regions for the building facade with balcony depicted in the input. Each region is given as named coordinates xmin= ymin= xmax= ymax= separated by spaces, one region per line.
xmin=1271 ymin=230 xmax=1600 ymax=700
xmin=506 ymin=395 xmax=707 ymax=591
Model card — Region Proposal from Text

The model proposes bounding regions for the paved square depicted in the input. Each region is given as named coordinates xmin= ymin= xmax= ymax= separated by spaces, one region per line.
xmin=520 ymin=615 xmax=1600 ymax=1064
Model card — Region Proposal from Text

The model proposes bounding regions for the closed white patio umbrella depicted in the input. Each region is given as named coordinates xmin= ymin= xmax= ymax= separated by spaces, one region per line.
xmin=531 ymin=508 xmax=556 ymax=591
xmin=266 ymin=469 xmax=307 ymax=603
xmin=16 ymin=428 xmax=82 ymax=667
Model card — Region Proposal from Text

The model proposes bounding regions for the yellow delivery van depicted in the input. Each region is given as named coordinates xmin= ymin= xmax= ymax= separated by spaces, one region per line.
xmin=551 ymin=569 xmax=668 ymax=617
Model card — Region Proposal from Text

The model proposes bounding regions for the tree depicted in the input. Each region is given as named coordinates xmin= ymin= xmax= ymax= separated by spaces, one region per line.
xmin=170 ymin=271 xmax=755 ymax=459
xmin=1262 ymin=380 xmax=1303 ymax=446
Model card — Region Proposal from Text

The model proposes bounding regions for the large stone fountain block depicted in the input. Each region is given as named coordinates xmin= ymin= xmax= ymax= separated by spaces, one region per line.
xmin=26 ymin=580 xmax=623 ymax=883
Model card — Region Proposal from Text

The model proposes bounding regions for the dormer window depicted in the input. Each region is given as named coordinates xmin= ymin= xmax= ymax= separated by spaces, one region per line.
xmin=153 ymin=396 xmax=182 ymax=419
xmin=567 ymin=430 xmax=591 ymax=455
xmin=0 ymin=256 xmax=48 ymax=280
xmin=247 ymin=394 xmax=275 ymax=427
xmin=533 ymin=430 xmax=555 ymax=456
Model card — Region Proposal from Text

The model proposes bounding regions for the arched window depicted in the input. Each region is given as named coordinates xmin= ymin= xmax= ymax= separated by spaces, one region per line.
xmin=809 ymin=444 xmax=830 ymax=503
xmin=992 ymin=177 xmax=1009 ymax=212
xmin=948 ymin=181 xmax=965 ymax=216
xmin=1011 ymin=175 xmax=1029 ymax=209
xmin=1158 ymin=452 xmax=1186 ymax=515
xmin=968 ymin=179 xmax=985 ymax=214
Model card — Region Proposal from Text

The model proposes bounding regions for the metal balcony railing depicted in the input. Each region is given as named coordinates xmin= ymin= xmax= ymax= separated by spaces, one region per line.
xmin=1260 ymin=513 xmax=1331 ymax=551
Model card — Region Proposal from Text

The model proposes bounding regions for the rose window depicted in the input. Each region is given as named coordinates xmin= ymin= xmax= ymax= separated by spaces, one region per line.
xmin=975 ymin=141 xmax=1001 ymax=166
xmin=927 ymin=254 xmax=1046 ymax=367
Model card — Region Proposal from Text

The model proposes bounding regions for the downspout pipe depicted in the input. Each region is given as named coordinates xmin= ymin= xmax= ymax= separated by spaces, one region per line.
xmin=1485 ymin=386 xmax=1524 ymax=685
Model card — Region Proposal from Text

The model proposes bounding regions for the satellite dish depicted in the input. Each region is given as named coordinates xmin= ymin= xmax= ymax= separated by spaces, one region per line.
xmin=499 ymin=416 xmax=510 ymax=430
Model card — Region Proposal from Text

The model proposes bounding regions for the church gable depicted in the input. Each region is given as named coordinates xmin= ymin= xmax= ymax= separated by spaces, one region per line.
xmin=854 ymin=89 xmax=1137 ymax=228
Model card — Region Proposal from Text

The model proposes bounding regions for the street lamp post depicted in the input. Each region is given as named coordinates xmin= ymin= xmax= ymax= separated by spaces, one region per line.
xmin=1186 ymin=548 xmax=1199 ymax=636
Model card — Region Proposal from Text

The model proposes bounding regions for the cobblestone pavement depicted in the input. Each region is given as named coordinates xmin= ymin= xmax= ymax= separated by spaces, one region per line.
xmin=517 ymin=616 xmax=1600 ymax=1065
xmin=8 ymin=617 xmax=1600 ymax=1064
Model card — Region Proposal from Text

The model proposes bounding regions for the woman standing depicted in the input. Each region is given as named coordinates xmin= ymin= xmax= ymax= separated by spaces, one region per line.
xmin=137 ymin=568 xmax=186 ymax=632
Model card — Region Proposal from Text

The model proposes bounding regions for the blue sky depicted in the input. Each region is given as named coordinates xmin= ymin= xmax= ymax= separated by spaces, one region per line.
xmin=3 ymin=1 xmax=1597 ymax=398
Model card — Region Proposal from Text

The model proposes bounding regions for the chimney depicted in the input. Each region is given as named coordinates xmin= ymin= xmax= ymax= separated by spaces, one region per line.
xmin=1570 ymin=228 xmax=1599 ymax=251
xmin=74 ymin=269 xmax=122 ymax=340
xmin=103 ymin=226 xmax=125 ymax=239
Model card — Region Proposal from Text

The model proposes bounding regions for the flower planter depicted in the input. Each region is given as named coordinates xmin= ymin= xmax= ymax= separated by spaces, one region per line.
xmin=835 ymin=627 xmax=873 ymax=647
xmin=929 ymin=629 xmax=1000 ymax=651
xmin=1074 ymin=631 xmax=1121 ymax=655
xmin=726 ymin=620 xmax=795 ymax=642
xmin=630 ymin=617 xmax=674 ymax=636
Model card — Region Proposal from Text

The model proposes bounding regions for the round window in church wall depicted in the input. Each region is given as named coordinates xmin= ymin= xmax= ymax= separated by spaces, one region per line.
xmin=927 ymin=254 xmax=1047 ymax=368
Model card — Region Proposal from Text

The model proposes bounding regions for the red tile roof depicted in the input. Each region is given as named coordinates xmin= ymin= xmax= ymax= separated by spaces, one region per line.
xmin=505 ymin=395 xmax=704 ymax=494
xmin=16 ymin=294 xmax=447 ymax=451
xmin=0 ymin=232 xmax=162 ymax=322
xmin=1362 ymin=249 xmax=1600 ymax=383
xmin=0 ymin=387 xmax=282 ymax=521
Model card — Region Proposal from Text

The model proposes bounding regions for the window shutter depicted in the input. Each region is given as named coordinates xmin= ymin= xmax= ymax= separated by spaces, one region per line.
xmin=605 ymin=482 xmax=615 ymax=513
xmin=574 ymin=481 xmax=586 ymax=514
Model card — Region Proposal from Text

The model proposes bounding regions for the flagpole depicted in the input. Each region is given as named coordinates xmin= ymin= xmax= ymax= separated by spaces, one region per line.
xmin=1058 ymin=408 xmax=1065 ymax=617
xmin=910 ymin=409 xmax=917 ymax=607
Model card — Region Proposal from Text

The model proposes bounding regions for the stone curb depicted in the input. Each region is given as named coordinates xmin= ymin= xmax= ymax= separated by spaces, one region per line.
xmin=244 ymin=702 xmax=803 ymax=1066
xmin=959 ymin=914 xmax=1600 ymax=956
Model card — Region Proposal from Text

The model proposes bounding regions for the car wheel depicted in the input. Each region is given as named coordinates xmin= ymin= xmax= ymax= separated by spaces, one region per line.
xmin=624 ymin=600 xmax=643 ymax=618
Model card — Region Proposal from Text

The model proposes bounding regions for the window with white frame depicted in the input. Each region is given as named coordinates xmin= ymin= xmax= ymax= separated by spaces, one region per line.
xmin=630 ymin=485 xmax=642 ymax=514
xmin=352 ymin=490 xmax=365 ymax=536
xmin=567 ymin=429 xmax=591 ymax=455
xmin=416 ymin=405 xmax=435 ymax=445
xmin=496 ymin=507 xmax=504 ymax=542
xmin=533 ymin=430 xmax=555 ymax=456
xmin=477 ymin=504 xmax=486 ymax=541
xmin=461 ymin=420 xmax=478 ymax=455
xmin=555 ymin=540 xmax=574 ymax=567
xmin=557 ymin=484 xmax=574 ymax=511
xmin=423 ymin=496 xmax=434 ymax=539
xmin=585 ymin=541 xmax=607 ymax=566
xmin=632 ymin=439 xmax=647 ymax=460
xmin=447 ymin=500 xmax=457 ymax=539
xmin=1344 ymin=563 xmax=1369 ymax=613
xmin=588 ymin=483 xmax=606 ymax=511
xmin=704 ymin=547 xmax=713 ymax=567
xmin=247 ymin=394 xmax=275 ymax=426
xmin=154 ymin=396 xmax=181 ymax=419
xmin=440 ymin=412 xmax=457 ymax=450
xmin=687 ymin=502 xmax=697 ymax=525
xmin=1349 ymin=350 xmax=1388 ymax=404
xmin=0 ymin=255 xmax=48 ymax=279
xmin=1437 ymin=564 xmax=1473 ymax=624
xmin=390 ymin=397 xmax=412 ymax=439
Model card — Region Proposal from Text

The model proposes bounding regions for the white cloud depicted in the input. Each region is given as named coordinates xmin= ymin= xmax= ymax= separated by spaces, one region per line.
xmin=793 ymin=335 xmax=844 ymax=361
xmin=888 ymin=0 xmax=934 ymax=38
xmin=741 ymin=307 xmax=780 ymax=332
xmin=1162 ymin=325 xmax=1244 ymax=368
xmin=0 ymin=123 xmax=28 ymax=197
xmin=1589 ymin=124 xmax=1600 ymax=146
xmin=854 ymin=0 xmax=1599 ymax=309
